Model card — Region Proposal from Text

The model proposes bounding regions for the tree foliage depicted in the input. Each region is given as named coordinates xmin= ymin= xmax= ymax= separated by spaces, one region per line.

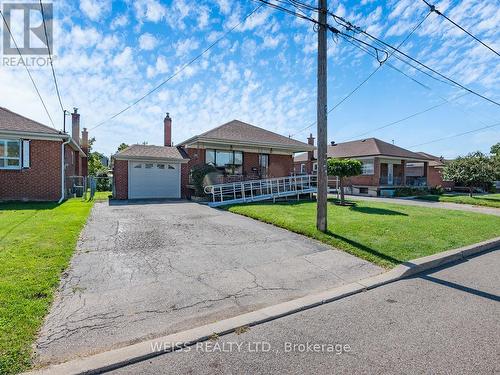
xmin=491 ymin=143 xmax=500 ymax=180
xmin=327 ymin=158 xmax=363 ymax=204
xmin=443 ymin=152 xmax=495 ymax=196
xmin=117 ymin=143 xmax=129 ymax=152
xmin=190 ymin=164 xmax=217 ymax=196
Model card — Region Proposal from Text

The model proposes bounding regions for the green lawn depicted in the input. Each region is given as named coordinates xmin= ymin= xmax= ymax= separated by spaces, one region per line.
xmin=227 ymin=199 xmax=500 ymax=268
xmin=0 ymin=199 xmax=94 ymax=374
xmin=92 ymin=191 xmax=112 ymax=201
xmin=417 ymin=193 xmax=500 ymax=208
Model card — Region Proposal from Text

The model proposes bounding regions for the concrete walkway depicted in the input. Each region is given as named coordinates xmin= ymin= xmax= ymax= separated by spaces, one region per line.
xmin=35 ymin=201 xmax=382 ymax=366
xmin=341 ymin=194 xmax=500 ymax=216
xmin=112 ymin=249 xmax=500 ymax=374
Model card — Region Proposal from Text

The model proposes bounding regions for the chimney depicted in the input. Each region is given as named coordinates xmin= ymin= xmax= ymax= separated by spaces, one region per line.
xmin=81 ymin=128 xmax=89 ymax=152
xmin=307 ymin=133 xmax=315 ymax=161
xmin=71 ymin=108 xmax=80 ymax=146
xmin=164 ymin=112 xmax=172 ymax=147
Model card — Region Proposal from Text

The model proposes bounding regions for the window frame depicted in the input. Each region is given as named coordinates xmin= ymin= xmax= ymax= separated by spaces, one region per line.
xmin=205 ymin=149 xmax=243 ymax=167
xmin=361 ymin=160 xmax=374 ymax=175
xmin=0 ymin=139 xmax=21 ymax=170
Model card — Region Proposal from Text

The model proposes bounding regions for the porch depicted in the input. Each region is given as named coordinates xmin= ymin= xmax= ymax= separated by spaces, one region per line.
xmin=378 ymin=160 xmax=428 ymax=187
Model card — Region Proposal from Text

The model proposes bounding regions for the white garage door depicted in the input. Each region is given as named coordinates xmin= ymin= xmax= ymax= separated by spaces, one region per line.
xmin=129 ymin=161 xmax=181 ymax=199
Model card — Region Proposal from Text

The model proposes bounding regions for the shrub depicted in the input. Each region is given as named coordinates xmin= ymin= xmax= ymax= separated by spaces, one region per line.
xmin=429 ymin=185 xmax=444 ymax=195
xmin=190 ymin=164 xmax=217 ymax=196
xmin=394 ymin=187 xmax=429 ymax=197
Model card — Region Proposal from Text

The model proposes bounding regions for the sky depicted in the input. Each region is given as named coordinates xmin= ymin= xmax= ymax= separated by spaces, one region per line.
xmin=0 ymin=0 xmax=499 ymax=158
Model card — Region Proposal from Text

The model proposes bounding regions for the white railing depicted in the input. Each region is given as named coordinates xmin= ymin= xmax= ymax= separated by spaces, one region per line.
xmin=205 ymin=174 xmax=319 ymax=207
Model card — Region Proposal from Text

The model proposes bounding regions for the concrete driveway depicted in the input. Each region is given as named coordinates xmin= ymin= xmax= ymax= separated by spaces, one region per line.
xmin=35 ymin=201 xmax=382 ymax=366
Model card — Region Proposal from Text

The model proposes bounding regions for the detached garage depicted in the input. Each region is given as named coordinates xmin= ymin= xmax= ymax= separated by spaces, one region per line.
xmin=113 ymin=144 xmax=188 ymax=200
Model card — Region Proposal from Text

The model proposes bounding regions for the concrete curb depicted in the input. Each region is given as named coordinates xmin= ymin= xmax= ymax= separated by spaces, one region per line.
xmin=26 ymin=237 xmax=500 ymax=375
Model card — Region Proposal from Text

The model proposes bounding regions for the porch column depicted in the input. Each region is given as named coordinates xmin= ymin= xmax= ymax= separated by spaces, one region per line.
xmin=402 ymin=160 xmax=406 ymax=186
xmin=423 ymin=161 xmax=428 ymax=186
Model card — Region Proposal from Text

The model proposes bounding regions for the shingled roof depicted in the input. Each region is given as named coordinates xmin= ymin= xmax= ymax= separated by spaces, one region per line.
xmin=114 ymin=144 xmax=189 ymax=161
xmin=0 ymin=106 xmax=61 ymax=135
xmin=295 ymin=138 xmax=431 ymax=162
xmin=181 ymin=120 xmax=314 ymax=151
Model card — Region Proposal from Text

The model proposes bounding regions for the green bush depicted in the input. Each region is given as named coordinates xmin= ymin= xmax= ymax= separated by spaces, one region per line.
xmin=429 ymin=185 xmax=444 ymax=195
xmin=190 ymin=164 xmax=217 ymax=196
xmin=394 ymin=187 xmax=429 ymax=197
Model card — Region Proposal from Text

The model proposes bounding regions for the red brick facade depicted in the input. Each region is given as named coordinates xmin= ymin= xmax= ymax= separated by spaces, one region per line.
xmin=0 ymin=140 xmax=61 ymax=201
xmin=0 ymin=140 xmax=89 ymax=201
xmin=114 ymin=147 xmax=295 ymax=200
xmin=113 ymin=159 xmax=129 ymax=199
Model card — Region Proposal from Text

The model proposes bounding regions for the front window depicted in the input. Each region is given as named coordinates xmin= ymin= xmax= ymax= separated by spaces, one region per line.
xmin=206 ymin=149 xmax=243 ymax=174
xmin=259 ymin=154 xmax=269 ymax=177
xmin=361 ymin=160 xmax=374 ymax=175
xmin=0 ymin=139 xmax=21 ymax=169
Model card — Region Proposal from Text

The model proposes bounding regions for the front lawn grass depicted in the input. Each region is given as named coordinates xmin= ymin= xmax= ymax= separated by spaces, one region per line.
xmin=227 ymin=199 xmax=500 ymax=268
xmin=0 ymin=199 xmax=94 ymax=374
xmin=416 ymin=193 xmax=500 ymax=208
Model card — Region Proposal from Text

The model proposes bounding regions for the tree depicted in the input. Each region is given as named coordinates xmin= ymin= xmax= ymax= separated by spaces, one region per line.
xmin=327 ymin=158 xmax=362 ymax=205
xmin=443 ymin=152 xmax=495 ymax=197
xmin=491 ymin=143 xmax=500 ymax=179
xmin=117 ymin=143 xmax=129 ymax=152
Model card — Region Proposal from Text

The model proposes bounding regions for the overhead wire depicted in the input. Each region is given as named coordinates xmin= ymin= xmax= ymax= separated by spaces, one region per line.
xmin=0 ymin=9 xmax=56 ymax=127
xmin=90 ymin=4 xmax=264 ymax=130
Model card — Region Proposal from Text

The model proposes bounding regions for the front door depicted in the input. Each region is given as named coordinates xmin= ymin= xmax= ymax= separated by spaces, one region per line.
xmin=387 ymin=163 xmax=394 ymax=185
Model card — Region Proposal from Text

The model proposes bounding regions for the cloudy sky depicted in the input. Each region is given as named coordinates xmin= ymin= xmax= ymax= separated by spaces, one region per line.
xmin=0 ymin=0 xmax=499 ymax=157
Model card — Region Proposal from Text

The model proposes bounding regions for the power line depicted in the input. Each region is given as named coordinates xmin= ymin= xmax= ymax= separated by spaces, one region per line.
xmin=408 ymin=121 xmax=500 ymax=148
xmin=289 ymin=10 xmax=431 ymax=137
xmin=39 ymin=0 xmax=65 ymax=112
xmin=90 ymin=4 xmax=264 ymax=130
xmin=345 ymin=92 xmax=469 ymax=140
xmin=252 ymin=0 xmax=318 ymax=23
xmin=421 ymin=0 xmax=500 ymax=58
xmin=0 ymin=9 xmax=55 ymax=127
xmin=330 ymin=22 xmax=500 ymax=107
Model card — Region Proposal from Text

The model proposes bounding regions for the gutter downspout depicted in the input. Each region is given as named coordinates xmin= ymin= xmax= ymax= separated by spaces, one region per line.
xmin=59 ymin=136 xmax=71 ymax=203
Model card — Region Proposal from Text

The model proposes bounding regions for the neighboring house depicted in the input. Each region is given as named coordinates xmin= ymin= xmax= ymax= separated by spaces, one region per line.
xmin=407 ymin=152 xmax=455 ymax=190
xmin=293 ymin=137 xmax=433 ymax=196
xmin=113 ymin=115 xmax=314 ymax=199
xmin=0 ymin=107 xmax=88 ymax=201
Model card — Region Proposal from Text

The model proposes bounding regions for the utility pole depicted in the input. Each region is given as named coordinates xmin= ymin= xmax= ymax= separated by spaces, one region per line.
xmin=316 ymin=0 xmax=328 ymax=232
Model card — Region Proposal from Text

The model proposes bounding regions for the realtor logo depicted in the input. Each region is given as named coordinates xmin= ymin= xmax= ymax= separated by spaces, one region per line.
xmin=2 ymin=2 xmax=53 ymax=55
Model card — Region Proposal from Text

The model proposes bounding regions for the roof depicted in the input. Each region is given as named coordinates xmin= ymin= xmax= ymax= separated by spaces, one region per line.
xmin=0 ymin=106 xmax=61 ymax=135
xmin=294 ymin=138 xmax=431 ymax=162
xmin=416 ymin=152 xmax=446 ymax=167
xmin=180 ymin=120 xmax=314 ymax=152
xmin=113 ymin=144 xmax=189 ymax=162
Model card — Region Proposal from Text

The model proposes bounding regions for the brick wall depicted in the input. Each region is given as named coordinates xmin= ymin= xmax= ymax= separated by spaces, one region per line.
xmin=427 ymin=166 xmax=454 ymax=188
xmin=346 ymin=158 xmax=381 ymax=186
xmin=0 ymin=139 xmax=61 ymax=201
xmin=268 ymin=154 xmax=293 ymax=178
xmin=243 ymin=152 xmax=259 ymax=177
xmin=113 ymin=159 xmax=128 ymax=199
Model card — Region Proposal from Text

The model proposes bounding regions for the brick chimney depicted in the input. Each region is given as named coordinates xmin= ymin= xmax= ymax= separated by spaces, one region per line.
xmin=164 ymin=113 xmax=172 ymax=147
xmin=81 ymin=128 xmax=89 ymax=176
xmin=71 ymin=108 xmax=80 ymax=146
xmin=307 ymin=133 xmax=315 ymax=161
xmin=81 ymin=128 xmax=89 ymax=153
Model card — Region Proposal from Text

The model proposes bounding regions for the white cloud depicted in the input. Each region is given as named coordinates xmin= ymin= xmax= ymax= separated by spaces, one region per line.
xmin=111 ymin=14 xmax=129 ymax=29
xmin=174 ymin=38 xmax=200 ymax=58
xmin=138 ymin=33 xmax=158 ymax=50
xmin=80 ymin=0 xmax=111 ymax=21
xmin=133 ymin=0 xmax=166 ymax=23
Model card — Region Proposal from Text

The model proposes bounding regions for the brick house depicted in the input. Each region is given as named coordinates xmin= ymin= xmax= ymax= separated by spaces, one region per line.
xmin=407 ymin=152 xmax=455 ymax=190
xmin=0 ymin=107 xmax=88 ymax=201
xmin=293 ymin=137 xmax=434 ymax=196
xmin=113 ymin=115 xmax=314 ymax=199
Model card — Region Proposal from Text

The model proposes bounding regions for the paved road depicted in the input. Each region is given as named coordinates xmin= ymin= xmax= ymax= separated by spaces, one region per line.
xmin=35 ymin=201 xmax=381 ymax=366
xmin=342 ymin=194 xmax=500 ymax=216
xmin=113 ymin=249 xmax=500 ymax=374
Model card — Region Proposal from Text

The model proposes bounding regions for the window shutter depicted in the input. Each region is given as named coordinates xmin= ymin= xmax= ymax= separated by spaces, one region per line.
xmin=22 ymin=140 xmax=30 ymax=168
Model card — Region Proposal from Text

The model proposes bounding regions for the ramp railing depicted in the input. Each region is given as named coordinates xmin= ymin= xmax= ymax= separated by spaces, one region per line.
xmin=204 ymin=174 xmax=319 ymax=207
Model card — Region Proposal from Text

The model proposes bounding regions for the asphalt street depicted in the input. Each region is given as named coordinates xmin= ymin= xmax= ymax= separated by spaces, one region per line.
xmin=112 ymin=249 xmax=500 ymax=374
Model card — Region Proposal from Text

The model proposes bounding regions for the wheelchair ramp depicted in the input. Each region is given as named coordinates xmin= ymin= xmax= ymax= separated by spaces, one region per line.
xmin=205 ymin=175 xmax=319 ymax=207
